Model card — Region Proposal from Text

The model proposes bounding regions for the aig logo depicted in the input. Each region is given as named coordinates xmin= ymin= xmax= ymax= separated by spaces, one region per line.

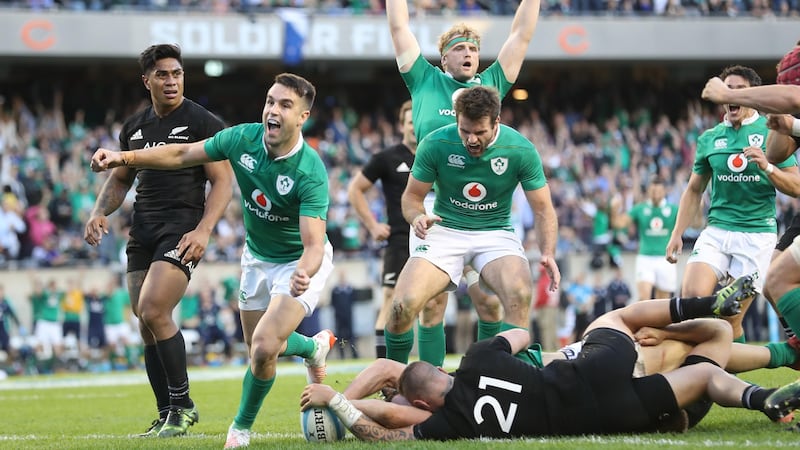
xmin=447 ymin=154 xmax=466 ymax=168
xmin=238 ymin=154 xmax=257 ymax=172
xmin=726 ymin=153 xmax=748 ymax=173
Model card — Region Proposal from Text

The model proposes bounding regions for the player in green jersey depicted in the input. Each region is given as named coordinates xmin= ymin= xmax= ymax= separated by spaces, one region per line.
xmin=666 ymin=65 xmax=799 ymax=343
xmin=90 ymin=73 xmax=337 ymax=449
xmin=383 ymin=86 xmax=560 ymax=365
xmin=385 ymin=0 xmax=541 ymax=364
xmin=617 ymin=176 xmax=679 ymax=300
xmin=699 ymin=43 xmax=800 ymax=419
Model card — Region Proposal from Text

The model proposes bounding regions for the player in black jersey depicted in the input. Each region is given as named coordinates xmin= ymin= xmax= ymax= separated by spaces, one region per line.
xmin=84 ymin=44 xmax=233 ymax=438
xmin=347 ymin=101 xmax=502 ymax=362
xmin=302 ymin=273 xmax=799 ymax=440
xmin=347 ymin=100 xmax=418 ymax=359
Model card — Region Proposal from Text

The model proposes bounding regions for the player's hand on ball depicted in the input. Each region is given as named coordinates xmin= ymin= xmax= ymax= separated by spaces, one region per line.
xmin=300 ymin=384 xmax=337 ymax=410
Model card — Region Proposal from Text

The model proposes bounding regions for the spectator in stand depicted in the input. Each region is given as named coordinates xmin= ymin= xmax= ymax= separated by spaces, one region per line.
xmin=330 ymin=272 xmax=359 ymax=359
xmin=0 ymin=284 xmax=22 ymax=368
xmin=61 ymin=278 xmax=85 ymax=345
xmin=0 ymin=195 xmax=26 ymax=264
xmin=197 ymin=286 xmax=232 ymax=364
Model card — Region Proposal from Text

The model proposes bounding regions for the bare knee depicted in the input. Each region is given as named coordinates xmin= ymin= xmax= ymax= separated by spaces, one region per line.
xmin=250 ymin=334 xmax=282 ymax=367
xmin=387 ymin=297 xmax=417 ymax=332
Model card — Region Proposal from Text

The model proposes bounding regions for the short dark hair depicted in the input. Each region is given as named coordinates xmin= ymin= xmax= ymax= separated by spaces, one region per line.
xmin=454 ymin=86 xmax=501 ymax=122
xmin=139 ymin=44 xmax=183 ymax=75
xmin=719 ymin=65 xmax=762 ymax=87
xmin=274 ymin=72 xmax=316 ymax=110
xmin=399 ymin=99 xmax=413 ymax=124
xmin=398 ymin=361 xmax=438 ymax=402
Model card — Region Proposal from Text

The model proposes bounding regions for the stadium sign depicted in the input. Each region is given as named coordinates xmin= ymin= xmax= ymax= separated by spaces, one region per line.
xmin=0 ymin=10 xmax=796 ymax=61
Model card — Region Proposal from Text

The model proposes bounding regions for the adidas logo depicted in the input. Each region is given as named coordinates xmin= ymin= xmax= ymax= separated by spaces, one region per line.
xmin=130 ymin=129 xmax=143 ymax=140
xmin=396 ymin=162 xmax=410 ymax=173
xmin=163 ymin=248 xmax=195 ymax=273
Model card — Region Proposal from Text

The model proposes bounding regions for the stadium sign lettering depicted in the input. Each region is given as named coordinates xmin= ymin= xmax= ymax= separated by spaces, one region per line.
xmin=150 ymin=21 xmax=280 ymax=55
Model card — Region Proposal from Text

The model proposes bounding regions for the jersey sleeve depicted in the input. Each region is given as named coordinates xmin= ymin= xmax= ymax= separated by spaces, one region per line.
xmin=413 ymin=412 xmax=458 ymax=441
xmin=410 ymin=137 xmax=437 ymax=183
xmin=361 ymin=152 xmax=387 ymax=184
xmin=204 ymin=126 xmax=239 ymax=161
xmin=399 ymin=54 xmax=436 ymax=96
xmin=479 ymin=60 xmax=514 ymax=98
xmin=297 ymin=161 xmax=330 ymax=220
xmin=776 ymin=153 xmax=798 ymax=169
xmin=518 ymin=144 xmax=547 ymax=191
xmin=693 ymin=132 xmax=712 ymax=175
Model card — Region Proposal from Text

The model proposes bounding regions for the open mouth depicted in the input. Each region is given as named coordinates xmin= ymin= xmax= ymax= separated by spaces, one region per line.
xmin=267 ymin=119 xmax=281 ymax=132
xmin=727 ymin=104 xmax=741 ymax=114
xmin=164 ymin=89 xmax=179 ymax=99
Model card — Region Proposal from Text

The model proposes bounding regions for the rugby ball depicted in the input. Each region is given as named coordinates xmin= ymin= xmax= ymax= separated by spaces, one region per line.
xmin=301 ymin=406 xmax=346 ymax=442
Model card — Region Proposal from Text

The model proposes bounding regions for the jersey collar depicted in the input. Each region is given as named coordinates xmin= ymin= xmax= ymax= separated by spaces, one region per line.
xmin=723 ymin=110 xmax=759 ymax=127
xmin=264 ymin=132 xmax=304 ymax=161
xmin=443 ymin=71 xmax=480 ymax=85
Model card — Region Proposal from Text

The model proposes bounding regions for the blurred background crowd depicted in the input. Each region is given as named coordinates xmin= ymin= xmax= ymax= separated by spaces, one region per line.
xmin=0 ymin=2 xmax=796 ymax=377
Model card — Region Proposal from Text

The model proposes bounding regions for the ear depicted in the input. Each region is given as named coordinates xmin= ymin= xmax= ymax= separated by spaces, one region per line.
xmin=141 ymin=74 xmax=150 ymax=91
xmin=297 ymin=109 xmax=311 ymax=128
xmin=411 ymin=398 xmax=433 ymax=412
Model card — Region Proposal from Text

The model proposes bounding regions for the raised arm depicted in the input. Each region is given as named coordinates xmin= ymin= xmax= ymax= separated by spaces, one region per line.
xmin=90 ymin=140 xmax=213 ymax=172
xmin=496 ymin=0 xmax=541 ymax=83
xmin=702 ymin=78 xmax=800 ymax=114
xmin=387 ymin=0 xmax=421 ymax=73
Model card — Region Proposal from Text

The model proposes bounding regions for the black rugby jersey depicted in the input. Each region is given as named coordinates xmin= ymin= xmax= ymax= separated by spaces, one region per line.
xmin=119 ymin=98 xmax=225 ymax=224
xmin=360 ymin=144 xmax=415 ymax=237
xmin=413 ymin=336 xmax=607 ymax=440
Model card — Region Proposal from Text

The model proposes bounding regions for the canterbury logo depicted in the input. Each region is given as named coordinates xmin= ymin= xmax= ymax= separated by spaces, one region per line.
xmin=239 ymin=154 xmax=257 ymax=171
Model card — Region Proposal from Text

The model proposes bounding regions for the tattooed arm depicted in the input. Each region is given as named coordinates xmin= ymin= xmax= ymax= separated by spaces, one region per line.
xmin=301 ymin=384 xmax=422 ymax=441
xmin=84 ymin=166 xmax=136 ymax=247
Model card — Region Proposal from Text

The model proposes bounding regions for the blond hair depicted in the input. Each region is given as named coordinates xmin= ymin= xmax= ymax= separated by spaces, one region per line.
xmin=438 ymin=24 xmax=481 ymax=55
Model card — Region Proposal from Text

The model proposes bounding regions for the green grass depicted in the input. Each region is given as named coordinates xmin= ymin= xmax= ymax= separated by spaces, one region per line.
xmin=1 ymin=358 xmax=799 ymax=449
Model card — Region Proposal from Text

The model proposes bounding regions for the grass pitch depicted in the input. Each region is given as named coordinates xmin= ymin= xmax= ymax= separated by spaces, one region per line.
xmin=1 ymin=358 xmax=799 ymax=449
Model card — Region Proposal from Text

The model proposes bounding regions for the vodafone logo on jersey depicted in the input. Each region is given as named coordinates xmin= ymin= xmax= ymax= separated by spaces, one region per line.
xmin=462 ymin=182 xmax=487 ymax=202
xmin=251 ymin=189 xmax=272 ymax=211
xmin=726 ymin=153 xmax=748 ymax=173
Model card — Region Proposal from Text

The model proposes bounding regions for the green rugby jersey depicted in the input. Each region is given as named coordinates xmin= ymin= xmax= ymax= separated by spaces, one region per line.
xmin=694 ymin=114 xmax=796 ymax=233
xmin=401 ymin=54 xmax=512 ymax=141
xmin=412 ymin=124 xmax=546 ymax=231
xmin=629 ymin=200 xmax=678 ymax=256
xmin=205 ymin=123 xmax=329 ymax=263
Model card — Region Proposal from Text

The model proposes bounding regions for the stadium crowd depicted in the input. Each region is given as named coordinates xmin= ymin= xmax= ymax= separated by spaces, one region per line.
xmin=0 ymin=66 xmax=796 ymax=374
xmin=1 ymin=0 xmax=798 ymax=18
